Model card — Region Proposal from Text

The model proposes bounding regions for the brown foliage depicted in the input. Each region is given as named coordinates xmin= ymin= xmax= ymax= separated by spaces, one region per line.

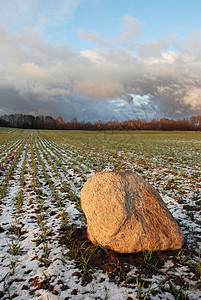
xmin=0 ymin=114 xmax=200 ymax=131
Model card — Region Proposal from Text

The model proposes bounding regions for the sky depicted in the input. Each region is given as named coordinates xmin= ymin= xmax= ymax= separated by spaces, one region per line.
xmin=0 ymin=0 xmax=201 ymax=122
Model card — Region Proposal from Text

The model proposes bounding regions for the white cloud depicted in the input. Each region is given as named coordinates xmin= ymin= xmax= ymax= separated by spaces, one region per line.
xmin=0 ymin=0 xmax=84 ymax=36
xmin=77 ymin=30 xmax=110 ymax=47
xmin=1 ymin=19 xmax=201 ymax=121
xmin=78 ymin=15 xmax=145 ymax=50
xmin=116 ymin=16 xmax=145 ymax=49
xmin=183 ymin=88 xmax=201 ymax=109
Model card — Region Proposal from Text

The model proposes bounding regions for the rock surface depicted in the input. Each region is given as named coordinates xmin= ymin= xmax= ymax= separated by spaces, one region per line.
xmin=81 ymin=171 xmax=184 ymax=253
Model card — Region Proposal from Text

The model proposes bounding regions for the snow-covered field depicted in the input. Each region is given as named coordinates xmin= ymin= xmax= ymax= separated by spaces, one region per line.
xmin=0 ymin=128 xmax=201 ymax=299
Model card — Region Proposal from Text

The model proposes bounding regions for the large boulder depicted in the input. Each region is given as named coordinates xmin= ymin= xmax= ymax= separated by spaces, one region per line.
xmin=81 ymin=171 xmax=184 ymax=253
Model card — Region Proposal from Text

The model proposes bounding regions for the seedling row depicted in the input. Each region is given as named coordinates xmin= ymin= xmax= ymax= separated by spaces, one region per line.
xmin=0 ymin=128 xmax=200 ymax=299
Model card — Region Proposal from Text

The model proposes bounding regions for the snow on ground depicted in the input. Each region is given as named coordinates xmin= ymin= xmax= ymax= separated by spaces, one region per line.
xmin=0 ymin=129 xmax=201 ymax=299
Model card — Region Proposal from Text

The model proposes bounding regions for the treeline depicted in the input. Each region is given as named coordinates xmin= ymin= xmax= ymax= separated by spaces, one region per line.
xmin=0 ymin=114 xmax=56 ymax=129
xmin=0 ymin=114 xmax=201 ymax=131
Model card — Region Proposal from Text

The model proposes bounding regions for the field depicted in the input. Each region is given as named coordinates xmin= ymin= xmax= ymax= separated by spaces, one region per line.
xmin=0 ymin=128 xmax=201 ymax=300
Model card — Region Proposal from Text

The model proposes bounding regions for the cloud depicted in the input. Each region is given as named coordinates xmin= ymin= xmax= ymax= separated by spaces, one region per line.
xmin=77 ymin=30 xmax=110 ymax=48
xmin=0 ymin=0 xmax=84 ymax=40
xmin=116 ymin=15 xmax=145 ymax=49
xmin=78 ymin=15 xmax=145 ymax=49
xmin=0 ymin=22 xmax=201 ymax=121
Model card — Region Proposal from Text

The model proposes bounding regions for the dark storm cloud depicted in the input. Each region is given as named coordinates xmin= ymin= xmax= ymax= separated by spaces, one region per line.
xmin=0 ymin=22 xmax=201 ymax=121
